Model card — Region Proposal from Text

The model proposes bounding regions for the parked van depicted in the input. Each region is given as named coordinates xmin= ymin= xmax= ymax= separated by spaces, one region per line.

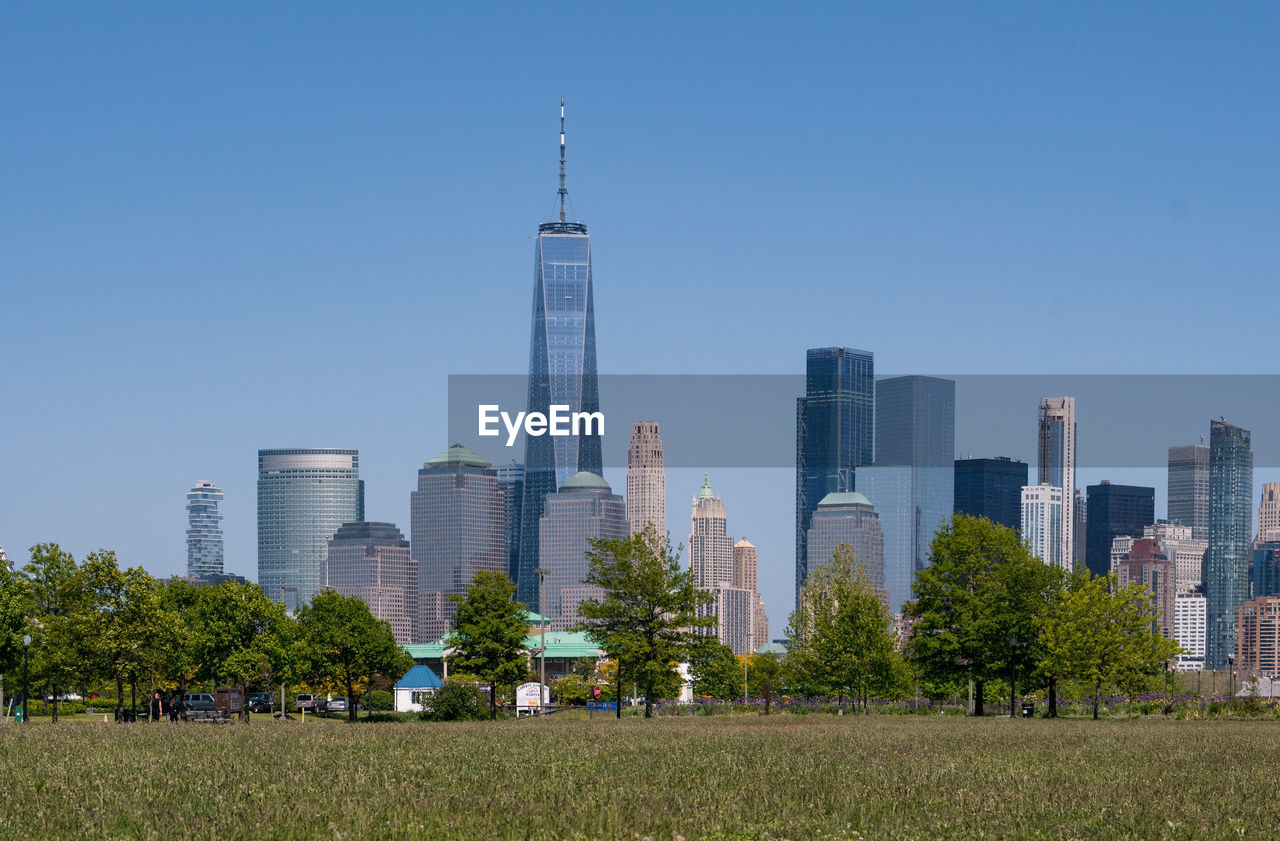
xmin=183 ymin=693 xmax=215 ymax=711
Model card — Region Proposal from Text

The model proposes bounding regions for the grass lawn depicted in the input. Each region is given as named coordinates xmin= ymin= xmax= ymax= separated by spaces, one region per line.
xmin=0 ymin=715 xmax=1275 ymax=840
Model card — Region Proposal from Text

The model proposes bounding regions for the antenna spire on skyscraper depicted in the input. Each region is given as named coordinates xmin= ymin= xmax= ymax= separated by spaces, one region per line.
xmin=558 ymin=96 xmax=567 ymax=222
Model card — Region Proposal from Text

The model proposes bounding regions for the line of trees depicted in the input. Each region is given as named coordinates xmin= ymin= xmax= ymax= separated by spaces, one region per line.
xmin=0 ymin=544 xmax=411 ymax=721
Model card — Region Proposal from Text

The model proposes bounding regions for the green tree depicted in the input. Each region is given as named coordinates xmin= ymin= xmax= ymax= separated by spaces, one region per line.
xmin=787 ymin=543 xmax=902 ymax=710
xmin=907 ymin=515 xmax=1062 ymax=716
xmin=21 ymin=544 xmax=83 ymax=721
xmin=688 ymin=639 xmax=743 ymax=700
xmin=446 ymin=570 xmax=531 ymax=720
xmin=745 ymin=650 xmax=785 ymax=698
xmin=573 ymin=525 xmax=713 ymax=718
xmin=75 ymin=551 xmax=163 ymax=718
xmin=0 ymin=558 xmax=33 ymax=697
xmin=552 ymin=672 xmax=590 ymax=705
xmin=298 ymin=589 xmax=413 ymax=722
xmin=190 ymin=581 xmax=296 ymax=722
xmin=1038 ymin=571 xmax=1182 ymax=719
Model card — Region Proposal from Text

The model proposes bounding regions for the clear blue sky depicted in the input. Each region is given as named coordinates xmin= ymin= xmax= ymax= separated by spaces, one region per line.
xmin=3 ymin=3 xmax=1280 ymax=633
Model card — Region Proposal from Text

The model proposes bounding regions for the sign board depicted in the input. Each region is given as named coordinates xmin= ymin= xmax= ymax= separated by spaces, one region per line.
xmin=516 ymin=682 xmax=549 ymax=710
xmin=592 ymin=685 xmax=602 ymax=700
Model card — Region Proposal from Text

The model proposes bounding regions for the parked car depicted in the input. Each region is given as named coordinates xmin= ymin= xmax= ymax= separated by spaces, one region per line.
xmin=247 ymin=693 xmax=273 ymax=713
xmin=327 ymin=696 xmax=348 ymax=713
xmin=183 ymin=693 xmax=215 ymax=712
xmin=295 ymin=694 xmax=327 ymax=713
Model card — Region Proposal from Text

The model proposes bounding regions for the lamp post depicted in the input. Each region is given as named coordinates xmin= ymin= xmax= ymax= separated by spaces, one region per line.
xmin=22 ymin=635 xmax=31 ymax=725
xmin=1008 ymin=635 xmax=1018 ymax=719
xmin=280 ymin=588 xmax=297 ymax=719
xmin=535 ymin=568 xmax=548 ymax=714
xmin=1228 ymin=652 xmax=1235 ymax=708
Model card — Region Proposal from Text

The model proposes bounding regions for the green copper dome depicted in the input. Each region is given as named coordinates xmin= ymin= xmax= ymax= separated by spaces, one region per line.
xmin=560 ymin=471 xmax=611 ymax=491
xmin=817 ymin=491 xmax=873 ymax=508
xmin=425 ymin=443 xmax=491 ymax=469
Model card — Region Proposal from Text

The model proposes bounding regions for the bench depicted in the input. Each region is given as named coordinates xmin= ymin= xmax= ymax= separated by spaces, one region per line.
xmin=182 ymin=710 xmax=230 ymax=723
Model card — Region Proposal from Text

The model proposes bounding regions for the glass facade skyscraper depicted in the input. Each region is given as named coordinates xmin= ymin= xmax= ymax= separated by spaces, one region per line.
xmin=862 ymin=375 xmax=955 ymax=614
xmin=1038 ymin=397 xmax=1077 ymax=573
xmin=1206 ymin=419 xmax=1252 ymax=669
xmin=516 ymin=106 xmax=602 ymax=610
xmin=495 ymin=461 xmax=525 ymax=584
xmin=795 ymin=347 xmax=874 ymax=606
xmin=953 ymin=457 xmax=1027 ymax=532
xmin=257 ymin=448 xmax=363 ymax=612
xmin=186 ymin=481 xmax=224 ymax=577
xmin=539 ymin=471 xmax=626 ymax=631
xmin=1083 ymin=481 xmax=1155 ymax=579
xmin=324 ymin=521 xmax=415 ymax=645
xmin=411 ymin=445 xmax=506 ymax=643
xmin=1168 ymin=444 xmax=1210 ymax=540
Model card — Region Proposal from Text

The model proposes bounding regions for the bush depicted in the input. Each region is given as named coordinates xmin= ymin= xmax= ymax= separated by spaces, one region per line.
xmin=417 ymin=681 xmax=489 ymax=722
xmin=369 ymin=690 xmax=393 ymax=712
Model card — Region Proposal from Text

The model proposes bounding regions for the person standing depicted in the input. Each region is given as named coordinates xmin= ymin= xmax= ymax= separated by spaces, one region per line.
xmin=149 ymin=691 xmax=164 ymax=723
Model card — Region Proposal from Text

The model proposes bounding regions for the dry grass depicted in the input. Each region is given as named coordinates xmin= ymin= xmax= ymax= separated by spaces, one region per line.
xmin=0 ymin=715 xmax=1276 ymax=840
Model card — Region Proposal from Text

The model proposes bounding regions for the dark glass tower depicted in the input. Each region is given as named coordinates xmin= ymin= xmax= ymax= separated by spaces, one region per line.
xmin=861 ymin=375 xmax=955 ymax=614
xmin=1083 ymin=481 xmax=1155 ymax=578
xmin=1168 ymin=443 xmax=1210 ymax=540
xmin=1206 ymin=419 xmax=1252 ymax=669
xmin=516 ymin=100 xmax=602 ymax=608
xmin=953 ymin=457 xmax=1027 ymax=532
xmin=795 ymin=347 xmax=874 ymax=606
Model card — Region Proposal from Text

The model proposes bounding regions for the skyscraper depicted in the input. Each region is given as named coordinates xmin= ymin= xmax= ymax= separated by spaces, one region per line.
xmin=1021 ymin=484 xmax=1064 ymax=568
xmin=1251 ymin=539 xmax=1280 ymax=600
xmin=952 ymin=457 xmax=1027 ymax=531
xmin=689 ymin=474 xmax=734 ymax=590
xmin=324 ymin=522 xmax=416 ymax=644
xmin=1258 ymin=482 xmax=1280 ymax=542
xmin=186 ymin=481 xmax=224 ymax=578
xmin=1168 ymin=443 xmax=1210 ymax=540
xmin=626 ymin=422 xmax=665 ymax=538
xmin=540 ymin=471 xmax=627 ymax=631
xmin=795 ymin=347 xmax=874 ymax=605
xmin=1084 ymin=481 xmax=1155 ymax=579
xmin=1143 ymin=521 xmax=1207 ymax=593
xmin=733 ymin=538 xmax=770 ymax=652
xmin=258 ymin=449 xmax=363 ymax=612
xmin=411 ymin=444 xmax=506 ymax=643
xmin=805 ymin=492 xmax=885 ymax=592
xmin=1038 ymin=397 xmax=1076 ymax=572
xmin=495 ymin=461 xmax=525 ymax=582
xmin=863 ymin=375 xmax=955 ymax=614
xmin=1206 ymin=419 xmax=1252 ymax=670
xmin=517 ymin=99 xmax=603 ymax=610
xmin=1113 ymin=537 xmax=1175 ymax=639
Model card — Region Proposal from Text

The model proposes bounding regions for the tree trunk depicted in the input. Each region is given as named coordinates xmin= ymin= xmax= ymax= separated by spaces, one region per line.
xmin=130 ymin=677 xmax=137 ymax=723
xmin=1047 ymin=676 xmax=1058 ymax=718
xmin=241 ymin=684 xmax=250 ymax=723
xmin=973 ymin=679 xmax=985 ymax=717
xmin=644 ymin=677 xmax=653 ymax=719
xmin=52 ymin=685 xmax=58 ymax=723
xmin=615 ymin=660 xmax=623 ymax=720
xmin=116 ymin=676 xmax=124 ymax=721
xmin=348 ymin=679 xmax=357 ymax=723
xmin=489 ymin=683 xmax=496 ymax=721
xmin=1093 ymin=678 xmax=1101 ymax=720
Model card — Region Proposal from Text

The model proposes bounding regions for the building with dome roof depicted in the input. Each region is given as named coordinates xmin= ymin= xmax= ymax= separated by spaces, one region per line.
xmin=805 ymin=491 xmax=885 ymax=591
xmin=540 ymin=471 xmax=627 ymax=631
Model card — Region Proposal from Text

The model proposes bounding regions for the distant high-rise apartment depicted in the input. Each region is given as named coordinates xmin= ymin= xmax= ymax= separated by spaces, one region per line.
xmin=1252 ymin=539 xmax=1280 ymax=600
xmin=540 ymin=471 xmax=627 ymax=631
xmin=1144 ymin=522 xmax=1207 ymax=593
xmin=1038 ymin=397 xmax=1076 ymax=572
xmin=516 ymin=99 xmax=603 ymax=611
xmin=1084 ymin=481 xmax=1154 ymax=578
xmin=1114 ymin=537 xmax=1175 ymax=639
xmin=1235 ymin=596 xmax=1280 ymax=677
xmin=795 ymin=347 xmax=874 ymax=605
xmin=953 ymin=457 xmax=1027 ymax=531
xmin=411 ymin=445 xmax=506 ymax=643
xmin=186 ymin=481 xmax=224 ymax=578
xmin=1021 ymin=484 xmax=1064 ymax=568
xmin=495 ymin=461 xmax=525 ymax=582
xmin=710 ymin=583 xmax=755 ymax=655
xmin=626 ymin=422 xmax=665 ymax=538
xmin=324 ymin=522 xmax=416 ymax=644
xmin=258 ymin=448 xmax=363 ymax=612
xmin=690 ymin=475 xmax=734 ymax=590
xmin=1073 ymin=490 xmax=1087 ymax=571
xmin=733 ymin=539 xmax=770 ymax=652
xmin=1206 ymin=419 xmax=1252 ymax=670
xmin=805 ymin=492 xmax=885 ymax=592
xmin=863 ymin=375 xmax=955 ymax=614
xmin=1258 ymin=483 xmax=1280 ymax=542
xmin=1168 ymin=443 xmax=1209 ymax=540
xmin=1174 ymin=591 xmax=1206 ymax=671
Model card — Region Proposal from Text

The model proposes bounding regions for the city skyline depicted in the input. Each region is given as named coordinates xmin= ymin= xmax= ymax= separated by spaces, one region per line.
xmin=7 ymin=6 xmax=1280 ymax=639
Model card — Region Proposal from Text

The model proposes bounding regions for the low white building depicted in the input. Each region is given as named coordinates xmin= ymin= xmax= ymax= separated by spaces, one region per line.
xmin=394 ymin=665 xmax=443 ymax=713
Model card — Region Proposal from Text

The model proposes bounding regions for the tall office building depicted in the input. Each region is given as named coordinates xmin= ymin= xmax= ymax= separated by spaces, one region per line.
xmin=1038 ymin=397 xmax=1076 ymax=572
xmin=1021 ymin=484 xmax=1065 ymax=567
xmin=626 ymin=422 xmax=666 ymax=538
xmin=1258 ymin=483 xmax=1280 ymax=542
xmin=186 ymin=481 xmax=224 ymax=578
xmin=1174 ymin=591 xmax=1206 ymax=671
xmin=1252 ymin=539 xmax=1280 ymax=600
xmin=495 ymin=461 xmax=525 ymax=582
xmin=952 ymin=457 xmax=1027 ymax=531
xmin=690 ymin=475 xmax=734 ymax=590
xmin=1206 ymin=419 xmax=1252 ymax=670
xmin=258 ymin=449 xmax=363 ymax=612
xmin=805 ymin=492 xmax=885 ymax=592
xmin=863 ymin=375 xmax=955 ymax=614
xmin=1235 ymin=596 xmax=1280 ymax=676
xmin=411 ymin=445 xmax=506 ymax=643
xmin=1084 ymin=481 xmax=1154 ymax=578
xmin=1113 ymin=537 xmax=1176 ymax=639
xmin=733 ymin=538 xmax=770 ymax=652
xmin=1168 ymin=443 xmax=1210 ymax=540
xmin=1073 ymin=490 xmax=1087 ymax=571
xmin=540 ymin=471 xmax=627 ymax=631
xmin=795 ymin=347 xmax=874 ymax=605
xmin=516 ymin=100 xmax=603 ymax=610
xmin=324 ymin=522 xmax=416 ymax=644
xmin=1143 ymin=522 xmax=1207 ymax=593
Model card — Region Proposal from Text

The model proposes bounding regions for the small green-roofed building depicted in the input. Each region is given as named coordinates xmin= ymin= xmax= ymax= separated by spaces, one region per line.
xmin=403 ymin=627 xmax=602 ymax=681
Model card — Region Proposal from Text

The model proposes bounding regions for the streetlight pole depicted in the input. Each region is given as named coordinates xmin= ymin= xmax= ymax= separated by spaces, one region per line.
xmin=1228 ymin=653 xmax=1235 ymax=708
xmin=22 ymin=635 xmax=31 ymax=725
xmin=536 ymin=568 xmax=547 ymax=714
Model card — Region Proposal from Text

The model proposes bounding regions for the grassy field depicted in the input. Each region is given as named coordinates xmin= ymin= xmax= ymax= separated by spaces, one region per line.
xmin=0 ymin=715 xmax=1277 ymax=840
